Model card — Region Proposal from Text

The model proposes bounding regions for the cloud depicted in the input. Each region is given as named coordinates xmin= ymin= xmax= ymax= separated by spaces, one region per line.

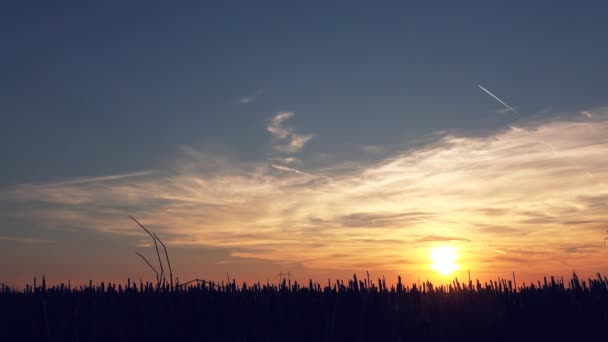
xmin=239 ymin=96 xmax=254 ymax=104
xmin=415 ymin=235 xmax=472 ymax=243
xmin=268 ymin=157 xmax=300 ymax=164
xmin=335 ymin=212 xmax=434 ymax=228
xmin=361 ymin=145 xmax=385 ymax=154
xmin=271 ymin=164 xmax=333 ymax=182
xmin=283 ymin=134 xmax=312 ymax=153
xmin=496 ymin=107 xmax=518 ymax=114
xmin=266 ymin=112 xmax=312 ymax=153
xmin=4 ymin=108 xmax=608 ymax=278
xmin=0 ymin=236 xmax=51 ymax=244
xmin=238 ymin=89 xmax=263 ymax=104
xmin=478 ymin=84 xmax=518 ymax=114
xmin=266 ymin=112 xmax=293 ymax=139
xmin=52 ymin=170 xmax=156 ymax=185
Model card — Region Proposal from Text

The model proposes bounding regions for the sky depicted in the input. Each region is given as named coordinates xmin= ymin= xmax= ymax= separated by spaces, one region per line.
xmin=1 ymin=1 xmax=608 ymax=287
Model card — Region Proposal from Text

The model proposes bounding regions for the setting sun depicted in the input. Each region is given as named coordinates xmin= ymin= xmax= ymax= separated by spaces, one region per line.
xmin=430 ymin=246 xmax=459 ymax=276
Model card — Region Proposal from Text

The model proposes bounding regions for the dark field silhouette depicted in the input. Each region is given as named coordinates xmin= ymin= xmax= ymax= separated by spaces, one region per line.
xmin=2 ymin=273 xmax=608 ymax=341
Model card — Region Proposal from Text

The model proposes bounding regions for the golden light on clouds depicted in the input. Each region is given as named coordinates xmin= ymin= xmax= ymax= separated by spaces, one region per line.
xmin=2 ymin=109 xmax=608 ymax=283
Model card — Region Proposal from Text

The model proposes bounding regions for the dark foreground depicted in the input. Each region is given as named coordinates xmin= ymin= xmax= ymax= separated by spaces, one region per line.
xmin=2 ymin=273 xmax=608 ymax=341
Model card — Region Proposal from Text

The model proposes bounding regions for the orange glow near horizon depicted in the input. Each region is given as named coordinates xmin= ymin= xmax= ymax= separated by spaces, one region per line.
xmin=3 ymin=112 xmax=608 ymax=286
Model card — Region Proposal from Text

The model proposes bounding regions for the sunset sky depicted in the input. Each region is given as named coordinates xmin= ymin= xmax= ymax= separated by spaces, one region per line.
xmin=1 ymin=2 xmax=608 ymax=287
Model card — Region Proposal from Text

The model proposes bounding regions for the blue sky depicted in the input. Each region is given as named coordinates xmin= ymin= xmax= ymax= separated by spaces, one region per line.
xmin=1 ymin=2 xmax=608 ymax=285
xmin=2 ymin=1 xmax=607 ymax=185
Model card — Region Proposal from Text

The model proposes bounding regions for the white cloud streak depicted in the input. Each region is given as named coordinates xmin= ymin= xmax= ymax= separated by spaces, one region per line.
xmin=0 ymin=236 xmax=50 ymax=244
xmin=268 ymin=157 xmax=300 ymax=164
xmin=361 ymin=145 xmax=385 ymax=154
xmin=266 ymin=112 xmax=312 ymax=153
xmin=239 ymin=89 xmax=263 ymax=104
xmin=52 ymin=170 xmax=156 ymax=185
xmin=4 ymin=109 xmax=608 ymax=280
xmin=271 ymin=164 xmax=333 ymax=182
xmin=478 ymin=84 xmax=518 ymax=114
xmin=239 ymin=96 xmax=254 ymax=104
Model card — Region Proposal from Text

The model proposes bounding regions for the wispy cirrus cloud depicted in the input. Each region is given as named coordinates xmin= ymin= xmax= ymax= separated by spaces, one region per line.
xmin=271 ymin=164 xmax=333 ymax=182
xmin=52 ymin=170 xmax=157 ymax=185
xmin=0 ymin=236 xmax=51 ymax=244
xmin=496 ymin=106 xmax=519 ymax=114
xmin=239 ymin=96 xmax=254 ymax=104
xmin=415 ymin=235 xmax=472 ymax=243
xmin=266 ymin=112 xmax=312 ymax=153
xmin=268 ymin=157 xmax=300 ymax=164
xmin=361 ymin=145 xmax=385 ymax=154
xmin=3 ymin=108 xmax=608 ymax=281
xmin=239 ymin=89 xmax=263 ymax=104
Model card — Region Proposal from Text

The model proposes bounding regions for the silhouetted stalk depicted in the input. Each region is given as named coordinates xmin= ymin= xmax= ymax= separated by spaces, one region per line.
xmin=131 ymin=216 xmax=164 ymax=286
xmin=136 ymin=251 xmax=159 ymax=283
xmin=153 ymin=232 xmax=173 ymax=289
xmin=178 ymin=278 xmax=220 ymax=288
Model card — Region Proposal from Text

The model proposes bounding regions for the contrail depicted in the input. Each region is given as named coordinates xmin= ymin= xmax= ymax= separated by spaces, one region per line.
xmin=478 ymin=84 xmax=518 ymax=114
xmin=53 ymin=170 xmax=157 ymax=185
xmin=271 ymin=164 xmax=333 ymax=182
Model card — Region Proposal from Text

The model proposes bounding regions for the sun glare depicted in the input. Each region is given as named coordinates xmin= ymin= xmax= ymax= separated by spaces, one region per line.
xmin=430 ymin=246 xmax=459 ymax=276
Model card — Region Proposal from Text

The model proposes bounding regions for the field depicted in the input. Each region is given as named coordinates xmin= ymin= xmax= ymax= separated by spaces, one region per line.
xmin=2 ymin=273 xmax=608 ymax=341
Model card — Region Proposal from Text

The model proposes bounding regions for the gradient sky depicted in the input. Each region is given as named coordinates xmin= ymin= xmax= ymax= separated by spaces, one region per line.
xmin=2 ymin=1 xmax=608 ymax=286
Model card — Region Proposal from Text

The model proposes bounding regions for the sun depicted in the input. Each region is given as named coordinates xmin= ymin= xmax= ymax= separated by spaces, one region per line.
xmin=430 ymin=246 xmax=459 ymax=276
